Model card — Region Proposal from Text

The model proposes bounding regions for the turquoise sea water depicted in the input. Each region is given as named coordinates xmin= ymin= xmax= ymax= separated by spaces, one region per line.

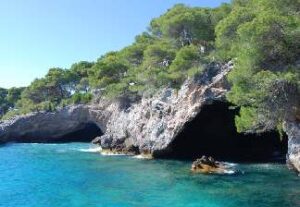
xmin=0 ymin=143 xmax=299 ymax=207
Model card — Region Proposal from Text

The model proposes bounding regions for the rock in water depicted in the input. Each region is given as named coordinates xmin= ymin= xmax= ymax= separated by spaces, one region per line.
xmin=191 ymin=156 xmax=236 ymax=174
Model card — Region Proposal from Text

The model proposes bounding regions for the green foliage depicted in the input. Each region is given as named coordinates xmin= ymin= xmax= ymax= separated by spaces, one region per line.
xmin=150 ymin=4 xmax=216 ymax=46
xmin=1 ymin=110 xmax=22 ymax=120
xmin=104 ymin=82 xmax=129 ymax=98
xmin=70 ymin=61 xmax=94 ymax=92
xmin=211 ymin=3 xmax=232 ymax=25
xmin=0 ymin=88 xmax=9 ymax=116
xmin=142 ymin=41 xmax=176 ymax=70
xmin=6 ymin=87 xmax=24 ymax=105
xmin=220 ymin=0 xmax=300 ymax=132
xmin=70 ymin=61 xmax=94 ymax=78
xmin=76 ymin=77 xmax=90 ymax=93
xmin=235 ymin=107 xmax=259 ymax=133
xmin=3 ymin=0 xmax=299 ymax=139
xmin=134 ymin=40 xmax=174 ymax=88
xmin=0 ymin=87 xmax=24 ymax=118
xmin=71 ymin=93 xmax=93 ymax=104
xmin=120 ymin=33 xmax=156 ymax=66
xmin=215 ymin=6 xmax=255 ymax=60
xmin=169 ymin=45 xmax=204 ymax=86
xmin=1 ymin=61 xmax=95 ymax=119
xmin=89 ymin=52 xmax=129 ymax=88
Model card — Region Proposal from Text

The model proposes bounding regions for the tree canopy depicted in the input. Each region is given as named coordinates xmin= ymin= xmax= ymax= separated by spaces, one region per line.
xmin=216 ymin=0 xmax=300 ymax=132
xmin=1 ymin=0 xmax=299 ymax=137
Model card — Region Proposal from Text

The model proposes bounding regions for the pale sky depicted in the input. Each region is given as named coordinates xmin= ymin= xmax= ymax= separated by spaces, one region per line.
xmin=0 ymin=0 xmax=230 ymax=88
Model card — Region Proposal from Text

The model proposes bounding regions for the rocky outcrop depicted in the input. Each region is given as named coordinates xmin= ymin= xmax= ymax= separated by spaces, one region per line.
xmin=191 ymin=156 xmax=236 ymax=174
xmin=97 ymin=62 xmax=233 ymax=155
xmin=0 ymin=105 xmax=108 ymax=143
xmin=0 ymin=62 xmax=232 ymax=146
xmin=0 ymin=61 xmax=298 ymax=172
xmin=283 ymin=121 xmax=300 ymax=173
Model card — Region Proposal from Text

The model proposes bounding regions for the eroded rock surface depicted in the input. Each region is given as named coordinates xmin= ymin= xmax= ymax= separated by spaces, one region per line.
xmin=0 ymin=62 xmax=231 ymax=146
xmin=0 ymin=61 xmax=298 ymax=173
xmin=284 ymin=121 xmax=300 ymax=173
xmin=191 ymin=156 xmax=236 ymax=174
xmin=0 ymin=105 xmax=108 ymax=143
xmin=99 ymin=62 xmax=233 ymax=155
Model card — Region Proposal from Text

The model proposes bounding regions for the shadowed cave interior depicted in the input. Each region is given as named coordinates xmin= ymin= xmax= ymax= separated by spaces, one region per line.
xmin=16 ymin=122 xmax=103 ymax=143
xmin=56 ymin=122 xmax=103 ymax=143
xmin=156 ymin=101 xmax=288 ymax=162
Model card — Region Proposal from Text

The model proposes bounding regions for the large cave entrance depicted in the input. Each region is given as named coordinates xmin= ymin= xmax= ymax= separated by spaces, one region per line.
xmin=56 ymin=122 xmax=103 ymax=143
xmin=159 ymin=101 xmax=287 ymax=162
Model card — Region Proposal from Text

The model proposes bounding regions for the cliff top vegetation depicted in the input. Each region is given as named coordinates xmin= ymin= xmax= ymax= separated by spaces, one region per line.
xmin=1 ymin=0 xmax=299 ymax=134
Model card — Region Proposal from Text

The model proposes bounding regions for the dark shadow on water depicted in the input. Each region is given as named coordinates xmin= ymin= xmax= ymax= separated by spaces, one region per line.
xmin=156 ymin=101 xmax=288 ymax=163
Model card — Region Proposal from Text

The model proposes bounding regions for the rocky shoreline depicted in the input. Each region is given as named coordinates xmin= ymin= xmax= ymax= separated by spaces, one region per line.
xmin=0 ymin=61 xmax=299 ymax=173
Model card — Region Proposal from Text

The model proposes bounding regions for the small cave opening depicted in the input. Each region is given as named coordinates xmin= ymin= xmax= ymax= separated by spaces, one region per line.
xmin=158 ymin=101 xmax=288 ymax=162
xmin=54 ymin=122 xmax=103 ymax=143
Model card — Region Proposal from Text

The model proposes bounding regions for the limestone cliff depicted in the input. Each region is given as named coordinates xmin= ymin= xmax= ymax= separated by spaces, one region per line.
xmin=283 ymin=121 xmax=300 ymax=172
xmin=98 ymin=62 xmax=232 ymax=155
xmin=0 ymin=61 xmax=298 ymax=173
xmin=0 ymin=62 xmax=231 ymax=147
xmin=0 ymin=105 xmax=108 ymax=143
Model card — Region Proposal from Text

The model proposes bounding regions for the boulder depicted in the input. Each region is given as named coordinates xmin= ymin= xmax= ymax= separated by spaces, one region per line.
xmin=191 ymin=156 xmax=235 ymax=174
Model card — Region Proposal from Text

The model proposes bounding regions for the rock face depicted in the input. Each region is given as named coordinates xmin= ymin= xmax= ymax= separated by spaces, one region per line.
xmin=0 ymin=105 xmax=108 ymax=143
xmin=0 ymin=62 xmax=232 ymax=147
xmin=283 ymin=121 xmax=300 ymax=173
xmin=99 ymin=62 xmax=233 ymax=156
xmin=0 ymin=61 xmax=298 ymax=172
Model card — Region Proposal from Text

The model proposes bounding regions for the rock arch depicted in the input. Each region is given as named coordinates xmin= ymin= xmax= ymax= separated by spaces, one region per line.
xmin=0 ymin=105 xmax=107 ymax=143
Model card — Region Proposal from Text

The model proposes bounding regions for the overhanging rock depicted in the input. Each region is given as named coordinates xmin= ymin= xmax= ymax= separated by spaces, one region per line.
xmin=98 ymin=62 xmax=233 ymax=154
xmin=0 ymin=105 xmax=108 ymax=143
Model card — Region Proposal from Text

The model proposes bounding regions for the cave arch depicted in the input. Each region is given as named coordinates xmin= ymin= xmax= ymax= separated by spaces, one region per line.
xmin=158 ymin=101 xmax=288 ymax=162
xmin=15 ymin=122 xmax=103 ymax=143
xmin=57 ymin=122 xmax=103 ymax=143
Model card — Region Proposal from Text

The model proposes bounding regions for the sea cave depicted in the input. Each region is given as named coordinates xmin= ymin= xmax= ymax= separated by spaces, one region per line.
xmin=57 ymin=122 xmax=103 ymax=143
xmin=156 ymin=101 xmax=288 ymax=162
xmin=15 ymin=122 xmax=103 ymax=143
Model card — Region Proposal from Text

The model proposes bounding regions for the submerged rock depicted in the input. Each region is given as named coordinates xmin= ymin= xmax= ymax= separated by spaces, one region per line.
xmin=191 ymin=156 xmax=236 ymax=174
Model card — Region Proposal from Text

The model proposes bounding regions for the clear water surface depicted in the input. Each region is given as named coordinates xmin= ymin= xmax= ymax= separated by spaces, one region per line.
xmin=0 ymin=143 xmax=299 ymax=207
